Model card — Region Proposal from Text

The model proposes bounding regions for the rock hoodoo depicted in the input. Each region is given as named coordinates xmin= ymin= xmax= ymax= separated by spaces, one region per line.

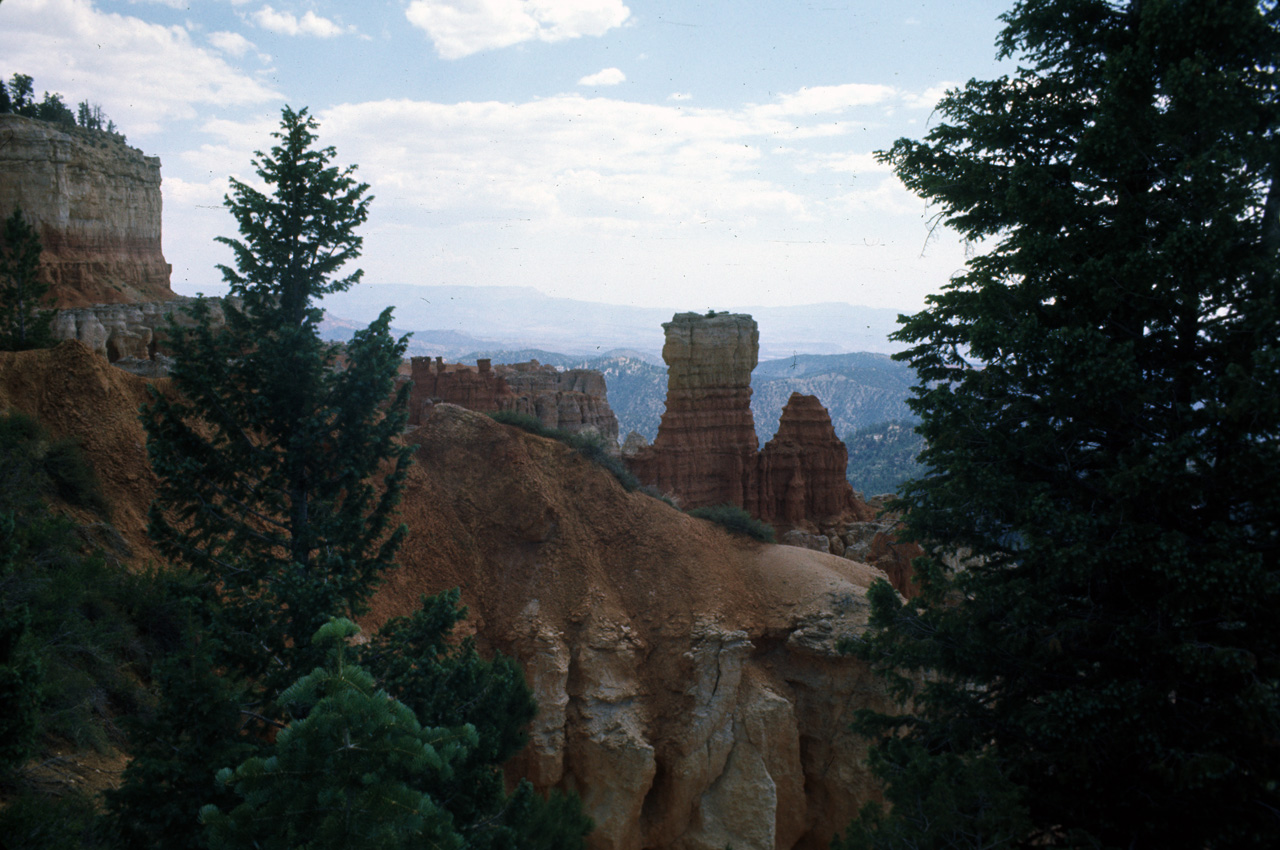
xmin=408 ymin=356 xmax=619 ymax=443
xmin=628 ymin=313 xmax=859 ymax=526
xmin=627 ymin=313 xmax=762 ymax=508
xmin=757 ymin=392 xmax=859 ymax=524
xmin=0 ymin=114 xmax=173 ymax=307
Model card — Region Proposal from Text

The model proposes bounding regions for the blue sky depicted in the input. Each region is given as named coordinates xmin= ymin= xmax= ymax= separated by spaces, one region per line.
xmin=2 ymin=0 xmax=1014 ymax=313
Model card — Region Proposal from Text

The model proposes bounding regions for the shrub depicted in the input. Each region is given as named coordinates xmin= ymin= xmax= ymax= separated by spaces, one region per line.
xmin=688 ymin=504 xmax=775 ymax=543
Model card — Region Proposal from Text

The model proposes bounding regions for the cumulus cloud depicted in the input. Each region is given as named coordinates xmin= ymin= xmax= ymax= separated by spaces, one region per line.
xmin=250 ymin=6 xmax=351 ymax=38
xmin=0 ymin=0 xmax=280 ymax=135
xmin=207 ymin=30 xmax=257 ymax=58
xmin=405 ymin=0 xmax=631 ymax=60
xmin=578 ymin=67 xmax=625 ymax=86
xmin=757 ymin=83 xmax=897 ymax=117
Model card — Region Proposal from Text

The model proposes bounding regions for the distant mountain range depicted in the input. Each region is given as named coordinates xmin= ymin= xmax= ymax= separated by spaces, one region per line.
xmin=318 ymin=283 xmax=912 ymax=360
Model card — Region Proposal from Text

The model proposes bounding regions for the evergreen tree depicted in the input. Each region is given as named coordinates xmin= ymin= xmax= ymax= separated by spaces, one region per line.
xmin=142 ymin=105 xmax=409 ymax=690
xmin=0 ymin=206 xmax=55 ymax=352
xmin=200 ymin=619 xmax=470 ymax=850
xmin=362 ymin=590 xmax=593 ymax=850
xmin=845 ymin=2 xmax=1280 ymax=848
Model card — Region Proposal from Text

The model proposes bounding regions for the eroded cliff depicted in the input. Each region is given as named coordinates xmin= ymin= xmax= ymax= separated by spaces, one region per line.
xmin=0 ymin=343 xmax=898 ymax=850
xmin=0 ymin=114 xmax=173 ymax=307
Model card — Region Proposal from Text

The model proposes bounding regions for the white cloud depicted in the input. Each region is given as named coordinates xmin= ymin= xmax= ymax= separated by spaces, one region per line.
xmin=207 ymin=30 xmax=257 ymax=58
xmin=0 ymin=0 xmax=280 ymax=135
xmin=250 ymin=6 xmax=351 ymax=38
xmin=757 ymin=83 xmax=897 ymax=117
xmin=578 ymin=67 xmax=625 ymax=86
xmin=668 ymin=92 xmax=692 ymax=101
xmin=405 ymin=0 xmax=630 ymax=60
xmin=903 ymin=82 xmax=957 ymax=110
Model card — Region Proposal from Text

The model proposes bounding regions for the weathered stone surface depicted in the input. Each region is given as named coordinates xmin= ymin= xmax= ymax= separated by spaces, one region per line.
xmin=499 ymin=360 xmax=620 ymax=443
xmin=0 ymin=115 xmax=173 ymax=307
xmin=408 ymin=356 xmax=620 ymax=443
xmin=629 ymin=315 xmax=864 ymax=531
xmin=629 ymin=313 xmax=761 ymax=509
xmin=372 ymin=405 xmax=898 ymax=850
xmin=757 ymin=393 xmax=858 ymax=524
xmin=51 ymin=297 xmax=227 ymax=362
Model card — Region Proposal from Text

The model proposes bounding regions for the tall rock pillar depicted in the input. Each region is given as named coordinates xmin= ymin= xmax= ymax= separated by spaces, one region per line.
xmin=629 ymin=312 xmax=760 ymax=510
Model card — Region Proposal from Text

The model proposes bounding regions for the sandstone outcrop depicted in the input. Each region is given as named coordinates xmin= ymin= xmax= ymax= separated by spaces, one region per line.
xmin=757 ymin=393 xmax=860 ymax=525
xmin=500 ymin=361 xmax=620 ymax=444
xmin=375 ymin=404 xmax=897 ymax=850
xmin=51 ymin=297 xmax=228 ymax=362
xmin=408 ymin=356 xmax=619 ymax=442
xmin=628 ymin=313 xmax=761 ymax=508
xmin=0 ymin=115 xmax=173 ymax=306
xmin=628 ymin=314 xmax=859 ymax=525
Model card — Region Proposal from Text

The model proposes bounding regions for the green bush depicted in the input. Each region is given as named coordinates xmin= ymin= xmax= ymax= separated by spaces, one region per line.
xmin=688 ymin=504 xmax=776 ymax=543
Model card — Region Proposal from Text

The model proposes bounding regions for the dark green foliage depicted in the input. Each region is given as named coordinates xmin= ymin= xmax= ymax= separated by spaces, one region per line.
xmin=0 ymin=206 xmax=55 ymax=352
xmin=0 ymin=603 xmax=41 ymax=773
xmin=0 ymin=412 xmax=170 ymax=760
xmin=0 ymin=788 xmax=101 ymax=849
xmin=489 ymin=409 xmax=640 ymax=491
xmin=141 ymin=105 xmax=408 ymax=691
xmin=362 ymin=590 xmax=592 ymax=850
xmin=851 ymin=1 xmax=1280 ymax=848
xmin=843 ymin=420 xmax=926 ymax=497
xmin=101 ymin=644 xmax=253 ymax=850
xmin=201 ymin=619 xmax=469 ymax=850
xmin=4 ymin=74 xmax=34 ymax=114
xmin=688 ymin=504 xmax=776 ymax=543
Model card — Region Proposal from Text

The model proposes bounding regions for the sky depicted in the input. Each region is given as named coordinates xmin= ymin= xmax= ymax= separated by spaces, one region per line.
xmin=1 ymin=0 xmax=1015 ymax=314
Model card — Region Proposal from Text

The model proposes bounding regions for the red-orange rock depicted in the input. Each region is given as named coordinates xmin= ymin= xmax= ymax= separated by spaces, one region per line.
xmin=628 ymin=312 xmax=761 ymax=509
xmin=757 ymin=393 xmax=858 ymax=524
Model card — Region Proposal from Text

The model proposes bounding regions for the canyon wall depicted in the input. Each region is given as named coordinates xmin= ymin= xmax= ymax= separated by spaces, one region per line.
xmin=0 ymin=343 xmax=901 ymax=850
xmin=0 ymin=114 xmax=173 ymax=307
xmin=51 ymin=297 xmax=228 ymax=365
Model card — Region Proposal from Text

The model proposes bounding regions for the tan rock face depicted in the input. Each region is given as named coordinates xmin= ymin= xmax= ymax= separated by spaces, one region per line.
xmin=629 ymin=315 xmax=860 ymax=529
xmin=372 ymin=404 xmax=898 ymax=850
xmin=51 ymin=297 xmax=229 ymax=362
xmin=629 ymin=313 xmax=761 ymax=508
xmin=0 ymin=115 xmax=173 ymax=307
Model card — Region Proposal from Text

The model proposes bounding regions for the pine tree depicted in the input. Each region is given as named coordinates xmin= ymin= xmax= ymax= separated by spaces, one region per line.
xmin=200 ymin=619 xmax=471 ymax=850
xmin=0 ymin=206 xmax=55 ymax=352
xmin=142 ymin=105 xmax=410 ymax=690
xmin=845 ymin=2 xmax=1280 ymax=848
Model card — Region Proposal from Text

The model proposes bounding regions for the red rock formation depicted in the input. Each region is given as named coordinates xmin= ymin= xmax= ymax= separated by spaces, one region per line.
xmin=0 ymin=115 xmax=173 ymax=307
xmin=628 ymin=312 xmax=761 ymax=509
xmin=497 ymin=361 xmax=620 ymax=443
xmin=407 ymin=356 xmax=512 ymax=424
xmin=408 ymin=357 xmax=620 ymax=443
xmin=757 ymin=393 xmax=858 ymax=524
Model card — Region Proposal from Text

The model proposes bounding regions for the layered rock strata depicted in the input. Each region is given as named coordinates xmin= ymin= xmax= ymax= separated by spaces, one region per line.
xmin=0 ymin=115 xmax=173 ymax=306
xmin=757 ymin=393 xmax=859 ymax=524
xmin=500 ymin=360 xmax=620 ymax=443
xmin=628 ymin=314 xmax=859 ymax=525
xmin=51 ymin=297 xmax=228 ymax=362
xmin=628 ymin=313 xmax=761 ymax=508
xmin=407 ymin=356 xmax=619 ymax=442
